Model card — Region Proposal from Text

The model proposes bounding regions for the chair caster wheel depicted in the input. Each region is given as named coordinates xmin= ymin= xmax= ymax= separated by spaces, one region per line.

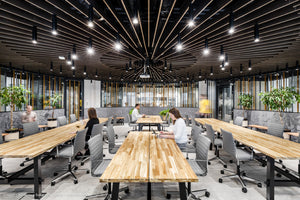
xmin=53 ymin=172 xmax=58 ymax=176
xmin=229 ymin=160 xmax=233 ymax=163
xmin=276 ymin=173 xmax=281 ymax=178
xmin=262 ymin=163 xmax=266 ymax=167
xmin=81 ymin=162 xmax=84 ymax=166
xmin=208 ymin=161 xmax=211 ymax=165
xmin=242 ymin=172 xmax=246 ymax=176
xmin=125 ymin=188 xmax=129 ymax=193
xmin=218 ymin=178 xmax=223 ymax=183
xmin=74 ymin=180 xmax=78 ymax=184
xmin=186 ymin=157 xmax=189 ymax=160
xmin=205 ymin=191 xmax=210 ymax=197
xmin=257 ymin=183 xmax=262 ymax=188
xmin=282 ymin=165 xmax=286 ymax=169
xmin=220 ymin=170 xmax=224 ymax=174
xmin=20 ymin=163 xmax=25 ymax=167
xmin=285 ymin=169 xmax=289 ymax=173
xmin=86 ymin=170 xmax=90 ymax=174
xmin=103 ymin=154 xmax=106 ymax=157
xmin=224 ymin=165 xmax=227 ymax=168
xmin=52 ymin=156 xmax=56 ymax=160
xmin=242 ymin=187 xmax=247 ymax=193
xmin=166 ymin=193 xmax=171 ymax=199
xmin=103 ymin=184 xmax=108 ymax=191
xmin=51 ymin=181 xmax=55 ymax=186
xmin=74 ymin=166 xmax=78 ymax=170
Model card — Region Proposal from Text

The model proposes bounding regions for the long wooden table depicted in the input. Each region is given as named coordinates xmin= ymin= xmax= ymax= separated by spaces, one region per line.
xmin=195 ymin=118 xmax=300 ymax=200
xmin=100 ymin=131 xmax=198 ymax=200
xmin=136 ymin=115 xmax=163 ymax=131
xmin=0 ymin=118 xmax=108 ymax=199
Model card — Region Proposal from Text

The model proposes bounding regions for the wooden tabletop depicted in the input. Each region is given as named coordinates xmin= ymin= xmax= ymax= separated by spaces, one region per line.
xmin=248 ymin=124 xmax=291 ymax=132
xmin=100 ymin=131 xmax=198 ymax=183
xmin=149 ymin=134 xmax=198 ymax=182
xmin=195 ymin=118 xmax=300 ymax=160
xmin=38 ymin=125 xmax=48 ymax=128
xmin=136 ymin=115 xmax=163 ymax=124
xmin=0 ymin=118 xmax=108 ymax=158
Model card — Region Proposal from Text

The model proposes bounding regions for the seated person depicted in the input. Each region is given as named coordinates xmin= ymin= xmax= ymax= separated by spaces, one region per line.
xmin=159 ymin=108 xmax=187 ymax=150
xmin=22 ymin=105 xmax=37 ymax=123
xmin=131 ymin=104 xmax=145 ymax=122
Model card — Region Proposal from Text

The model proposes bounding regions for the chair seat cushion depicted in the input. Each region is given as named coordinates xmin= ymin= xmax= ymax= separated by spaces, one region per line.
xmin=188 ymin=160 xmax=206 ymax=176
xmin=57 ymin=146 xmax=73 ymax=157
xmin=93 ymin=160 xmax=111 ymax=176
xmin=236 ymin=149 xmax=252 ymax=161
xmin=109 ymin=145 xmax=121 ymax=154
xmin=182 ymin=144 xmax=196 ymax=153
xmin=214 ymin=138 xmax=223 ymax=147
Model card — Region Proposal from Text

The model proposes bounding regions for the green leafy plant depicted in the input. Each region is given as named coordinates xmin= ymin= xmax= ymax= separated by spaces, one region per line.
xmin=44 ymin=93 xmax=62 ymax=119
xmin=259 ymin=87 xmax=300 ymax=123
xmin=238 ymin=94 xmax=253 ymax=110
xmin=0 ymin=86 xmax=30 ymax=130
xmin=129 ymin=108 xmax=134 ymax=115
xmin=159 ymin=109 xmax=169 ymax=116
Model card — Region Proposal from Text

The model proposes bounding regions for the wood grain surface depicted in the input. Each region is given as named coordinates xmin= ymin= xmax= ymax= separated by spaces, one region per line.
xmin=195 ymin=118 xmax=300 ymax=160
xmin=136 ymin=115 xmax=163 ymax=124
xmin=0 ymin=118 xmax=108 ymax=158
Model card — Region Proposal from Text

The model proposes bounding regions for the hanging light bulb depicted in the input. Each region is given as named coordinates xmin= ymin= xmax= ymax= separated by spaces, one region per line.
xmin=66 ymin=52 xmax=72 ymax=65
xmin=50 ymin=61 xmax=53 ymax=71
xmin=254 ymin=23 xmax=260 ymax=42
xmin=71 ymin=60 xmax=75 ymax=70
xmin=188 ymin=19 xmax=194 ymax=27
xmin=248 ymin=60 xmax=252 ymax=71
xmin=228 ymin=12 xmax=234 ymax=34
xmin=219 ymin=45 xmax=224 ymax=61
xmin=121 ymin=74 xmax=124 ymax=81
xmin=83 ymin=66 xmax=87 ymax=75
xmin=87 ymin=37 xmax=94 ymax=55
xmin=32 ymin=26 xmax=37 ymax=44
xmin=176 ymin=33 xmax=183 ymax=51
xmin=88 ymin=5 xmax=94 ymax=28
xmin=296 ymin=61 xmax=299 ymax=71
xmin=203 ymin=38 xmax=210 ymax=55
xmin=169 ymin=63 xmax=172 ymax=73
xmin=125 ymin=63 xmax=129 ymax=72
xmin=73 ymin=70 xmax=75 ymax=77
xmin=95 ymin=69 xmax=98 ymax=78
xmin=221 ymin=61 xmax=225 ymax=70
xmin=240 ymin=64 xmax=243 ymax=73
xmin=129 ymin=59 xmax=132 ymax=70
xmin=71 ymin=44 xmax=77 ymax=59
xmin=114 ymin=33 xmax=122 ymax=51
xmin=198 ymin=70 xmax=202 ymax=79
xmin=109 ymin=72 xmax=112 ymax=80
xmin=224 ymin=54 xmax=229 ymax=66
xmin=230 ymin=67 xmax=233 ymax=76
xmin=132 ymin=16 xmax=138 ymax=24
xmin=210 ymin=66 xmax=213 ymax=76
xmin=60 ymin=64 xmax=62 ymax=74
xmin=164 ymin=59 xmax=167 ymax=70
xmin=51 ymin=14 xmax=58 ymax=35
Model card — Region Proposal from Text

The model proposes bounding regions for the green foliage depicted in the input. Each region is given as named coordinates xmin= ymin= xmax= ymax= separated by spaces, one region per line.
xmin=238 ymin=94 xmax=253 ymax=110
xmin=159 ymin=109 xmax=169 ymax=116
xmin=129 ymin=108 xmax=134 ymax=115
xmin=259 ymin=87 xmax=300 ymax=112
xmin=44 ymin=93 xmax=61 ymax=109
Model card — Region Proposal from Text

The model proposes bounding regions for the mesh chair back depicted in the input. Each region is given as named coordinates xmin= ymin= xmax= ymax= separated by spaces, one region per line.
xmin=221 ymin=129 xmax=236 ymax=159
xmin=195 ymin=134 xmax=211 ymax=175
xmin=185 ymin=115 xmax=189 ymax=126
xmin=57 ymin=116 xmax=67 ymax=126
xmin=73 ymin=128 xmax=88 ymax=157
xmin=70 ymin=114 xmax=77 ymax=123
xmin=191 ymin=117 xmax=196 ymax=126
xmin=106 ymin=116 xmax=113 ymax=126
xmin=234 ymin=116 xmax=244 ymax=126
xmin=23 ymin=121 xmax=39 ymax=136
xmin=191 ymin=125 xmax=202 ymax=147
xmin=224 ymin=114 xmax=231 ymax=123
xmin=88 ymin=134 xmax=103 ymax=176
xmin=113 ymin=115 xmax=117 ymax=126
xmin=267 ymin=123 xmax=284 ymax=138
xmin=91 ymin=123 xmax=104 ymax=138
xmin=107 ymin=126 xmax=116 ymax=150
xmin=205 ymin=124 xmax=215 ymax=145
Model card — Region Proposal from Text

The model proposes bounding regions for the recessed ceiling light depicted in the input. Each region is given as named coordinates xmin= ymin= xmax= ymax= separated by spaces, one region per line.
xmin=58 ymin=56 xmax=65 ymax=60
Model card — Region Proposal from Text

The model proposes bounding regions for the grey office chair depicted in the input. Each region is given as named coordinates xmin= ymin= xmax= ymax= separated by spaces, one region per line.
xmin=70 ymin=114 xmax=77 ymax=123
xmin=0 ymin=135 xmax=7 ymax=178
xmin=166 ymin=135 xmax=211 ymax=199
xmin=267 ymin=123 xmax=284 ymax=138
xmin=107 ymin=126 xmax=121 ymax=154
xmin=103 ymin=116 xmax=113 ymax=140
xmin=84 ymin=134 xmax=129 ymax=200
xmin=233 ymin=116 xmax=244 ymax=126
xmin=57 ymin=116 xmax=68 ymax=127
xmin=161 ymin=114 xmax=171 ymax=131
xmin=224 ymin=114 xmax=232 ymax=123
xmin=51 ymin=128 xmax=89 ymax=186
xmin=127 ymin=114 xmax=138 ymax=132
xmin=113 ymin=114 xmax=118 ymax=126
xmin=205 ymin=124 xmax=226 ymax=167
xmin=81 ymin=123 xmax=104 ymax=166
xmin=185 ymin=115 xmax=190 ymax=126
xmin=218 ymin=129 xmax=262 ymax=193
xmin=184 ymin=125 xmax=203 ymax=159
xmin=20 ymin=122 xmax=40 ymax=166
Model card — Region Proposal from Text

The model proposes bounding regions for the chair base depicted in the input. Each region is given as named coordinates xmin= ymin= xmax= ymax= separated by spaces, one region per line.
xmin=188 ymin=188 xmax=210 ymax=200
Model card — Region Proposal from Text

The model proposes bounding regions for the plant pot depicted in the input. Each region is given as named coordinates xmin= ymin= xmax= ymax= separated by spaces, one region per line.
xmin=4 ymin=128 xmax=20 ymax=141
xmin=162 ymin=115 xmax=166 ymax=121
xmin=47 ymin=118 xmax=58 ymax=128
xmin=242 ymin=120 xmax=248 ymax=127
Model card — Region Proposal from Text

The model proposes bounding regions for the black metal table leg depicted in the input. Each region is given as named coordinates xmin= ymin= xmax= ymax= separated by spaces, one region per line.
xmin=187 ymin=182 xmax=191 ymax=195
xmin=267 ymin=156 xmax=275 ymax=200
xmin=149 ymin=123 xmax=151 ymax=131
xmin=147 ymin=182 xmax=151 ymax=200
xmin=179 ymin=182 xmax=187 ymax=200
xmin=34 ymin=156 xmax=42 ymax=199
xmin=111 ymin=183 xmax=120 ymax=200
xmin=157 ymin=124 xmax=161 ymax=131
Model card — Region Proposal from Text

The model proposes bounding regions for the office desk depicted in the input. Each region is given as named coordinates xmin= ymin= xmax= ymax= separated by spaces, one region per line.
xmin=195 ymin=118 xmax=300 ymax=200
xmin=136 ymin=115 xmax=163 ymax=131
xmin=100 ymin=131 xmax=198 ymax=200
xmin=0 ymin=118 xmax=108 ymax=199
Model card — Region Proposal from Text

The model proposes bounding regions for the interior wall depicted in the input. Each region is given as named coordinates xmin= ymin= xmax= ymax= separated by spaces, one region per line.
xmin=84 ymin=79 xmax=101 ymax=109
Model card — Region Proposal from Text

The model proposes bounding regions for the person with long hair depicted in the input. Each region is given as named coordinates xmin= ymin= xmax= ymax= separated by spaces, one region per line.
xmin=159 ymin=108 xmax=187 ymax=150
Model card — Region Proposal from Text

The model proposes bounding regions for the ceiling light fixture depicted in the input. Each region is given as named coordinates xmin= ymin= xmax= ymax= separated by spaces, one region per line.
xmin=52 ymin=14 xmax=57 ymax=35
xmin=248 ymin=60 xmax=252 ymax=71
xmin=71 ymin=60 xmax=75 ymax=70
xmin=32 ymin=26 xmax=37 ymax=44
xmin=50 ymin=61 xmax=53 ymax=71
xmin=125 ymin=63 xmax=129 ymax=72
xmin=286 ymin=63 xmax=289 ymax=72
xmin=230 ymin=67 xmax=233 ymax=76
xmin=203 ymin=38 xmax=210 ymax=55
xmin=210 ymin=66 xmax=213 ymax=76
xmin=219 ymin=45 xmax=224 ymax=61
xmin=109 ymin=72 xmax=112 ymax=80
xmin=188 ymin=19 xmax=194 ymax=27
xmin=66 ymin=52 xmax=71 ymax=65
xmin=88 ymin=5 xmax=94 ymax=28
xmin=140 ymin=64 xmax=150 ymax=79
xmin=87 ymin=37 xmax=94 ymax=55
xmin=224 ymin=53 xmax=229 ymax=66
xmin=121 ymin=74 xmax=124 ymax=81
xmin=73 ymin=70 xmax=75 ymax=77
xmin=129 ymin=58 xmax=132 ymax=70
xmin=164 ymin=59 xmax=167 ymax=70
xmin=95 ymin=69 xmax=98 ymax=78
xmin=60 ymin=64 xmax=62 ymax=74
xmin=296 ymin=60 xmax=299 ymax=71
xmin=169 ymin=63 xmax=172 ymax=73
xmin=83 ymin=66 xmax=87 ymax=75
xmin=228 ymin=12 xmax=234 ymax=34
xmin=176 ymin=33 xmax=183 ymax=51
xmin=254 ymin=23 xmax=260 ymax=42
xmin=114 ymin=33 xmax=122 ymax=51
xmin=240 ymin=64 xmax=243 ymax=73
xmin=72 ymin=44 xmax=77 ymax=59
xmin=132 ymin=17 xmax=138 ymax=25
xmin=58 ymin=56 xmax=65 ymax=60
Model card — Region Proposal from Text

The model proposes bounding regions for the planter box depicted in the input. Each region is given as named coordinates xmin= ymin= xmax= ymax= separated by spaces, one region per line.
xmin=4 ymin=130 xmax=19 ymax=141
xmin=47 ymin=119 xmax=57 ymax=128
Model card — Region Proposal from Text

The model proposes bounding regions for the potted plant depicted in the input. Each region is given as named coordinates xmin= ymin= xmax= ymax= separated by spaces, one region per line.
xmin=44 ymin=93 xmax=62 ymax=127
xmin=159 ymin=109 xmax=169 ymax=121
xmin=238 ymin=93 xmax=253 ymax=126
xmin=0 ymin=86 xmax=30 ymax=140
xmin=259 ymin=87 xmax=300 ymax=124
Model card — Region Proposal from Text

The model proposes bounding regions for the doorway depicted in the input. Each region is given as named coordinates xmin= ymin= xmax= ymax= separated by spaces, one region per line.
xmin=217 ymin=83 xmax=234 ymax=121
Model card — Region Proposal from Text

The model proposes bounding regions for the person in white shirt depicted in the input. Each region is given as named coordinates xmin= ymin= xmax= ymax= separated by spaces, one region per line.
xmin=22 ymin=105 xmax=37 ymax=123
xmin=131 ymin=104 xmax=145 ymax=122
xmin=159 ymin=108 xmax=187 ymax=150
